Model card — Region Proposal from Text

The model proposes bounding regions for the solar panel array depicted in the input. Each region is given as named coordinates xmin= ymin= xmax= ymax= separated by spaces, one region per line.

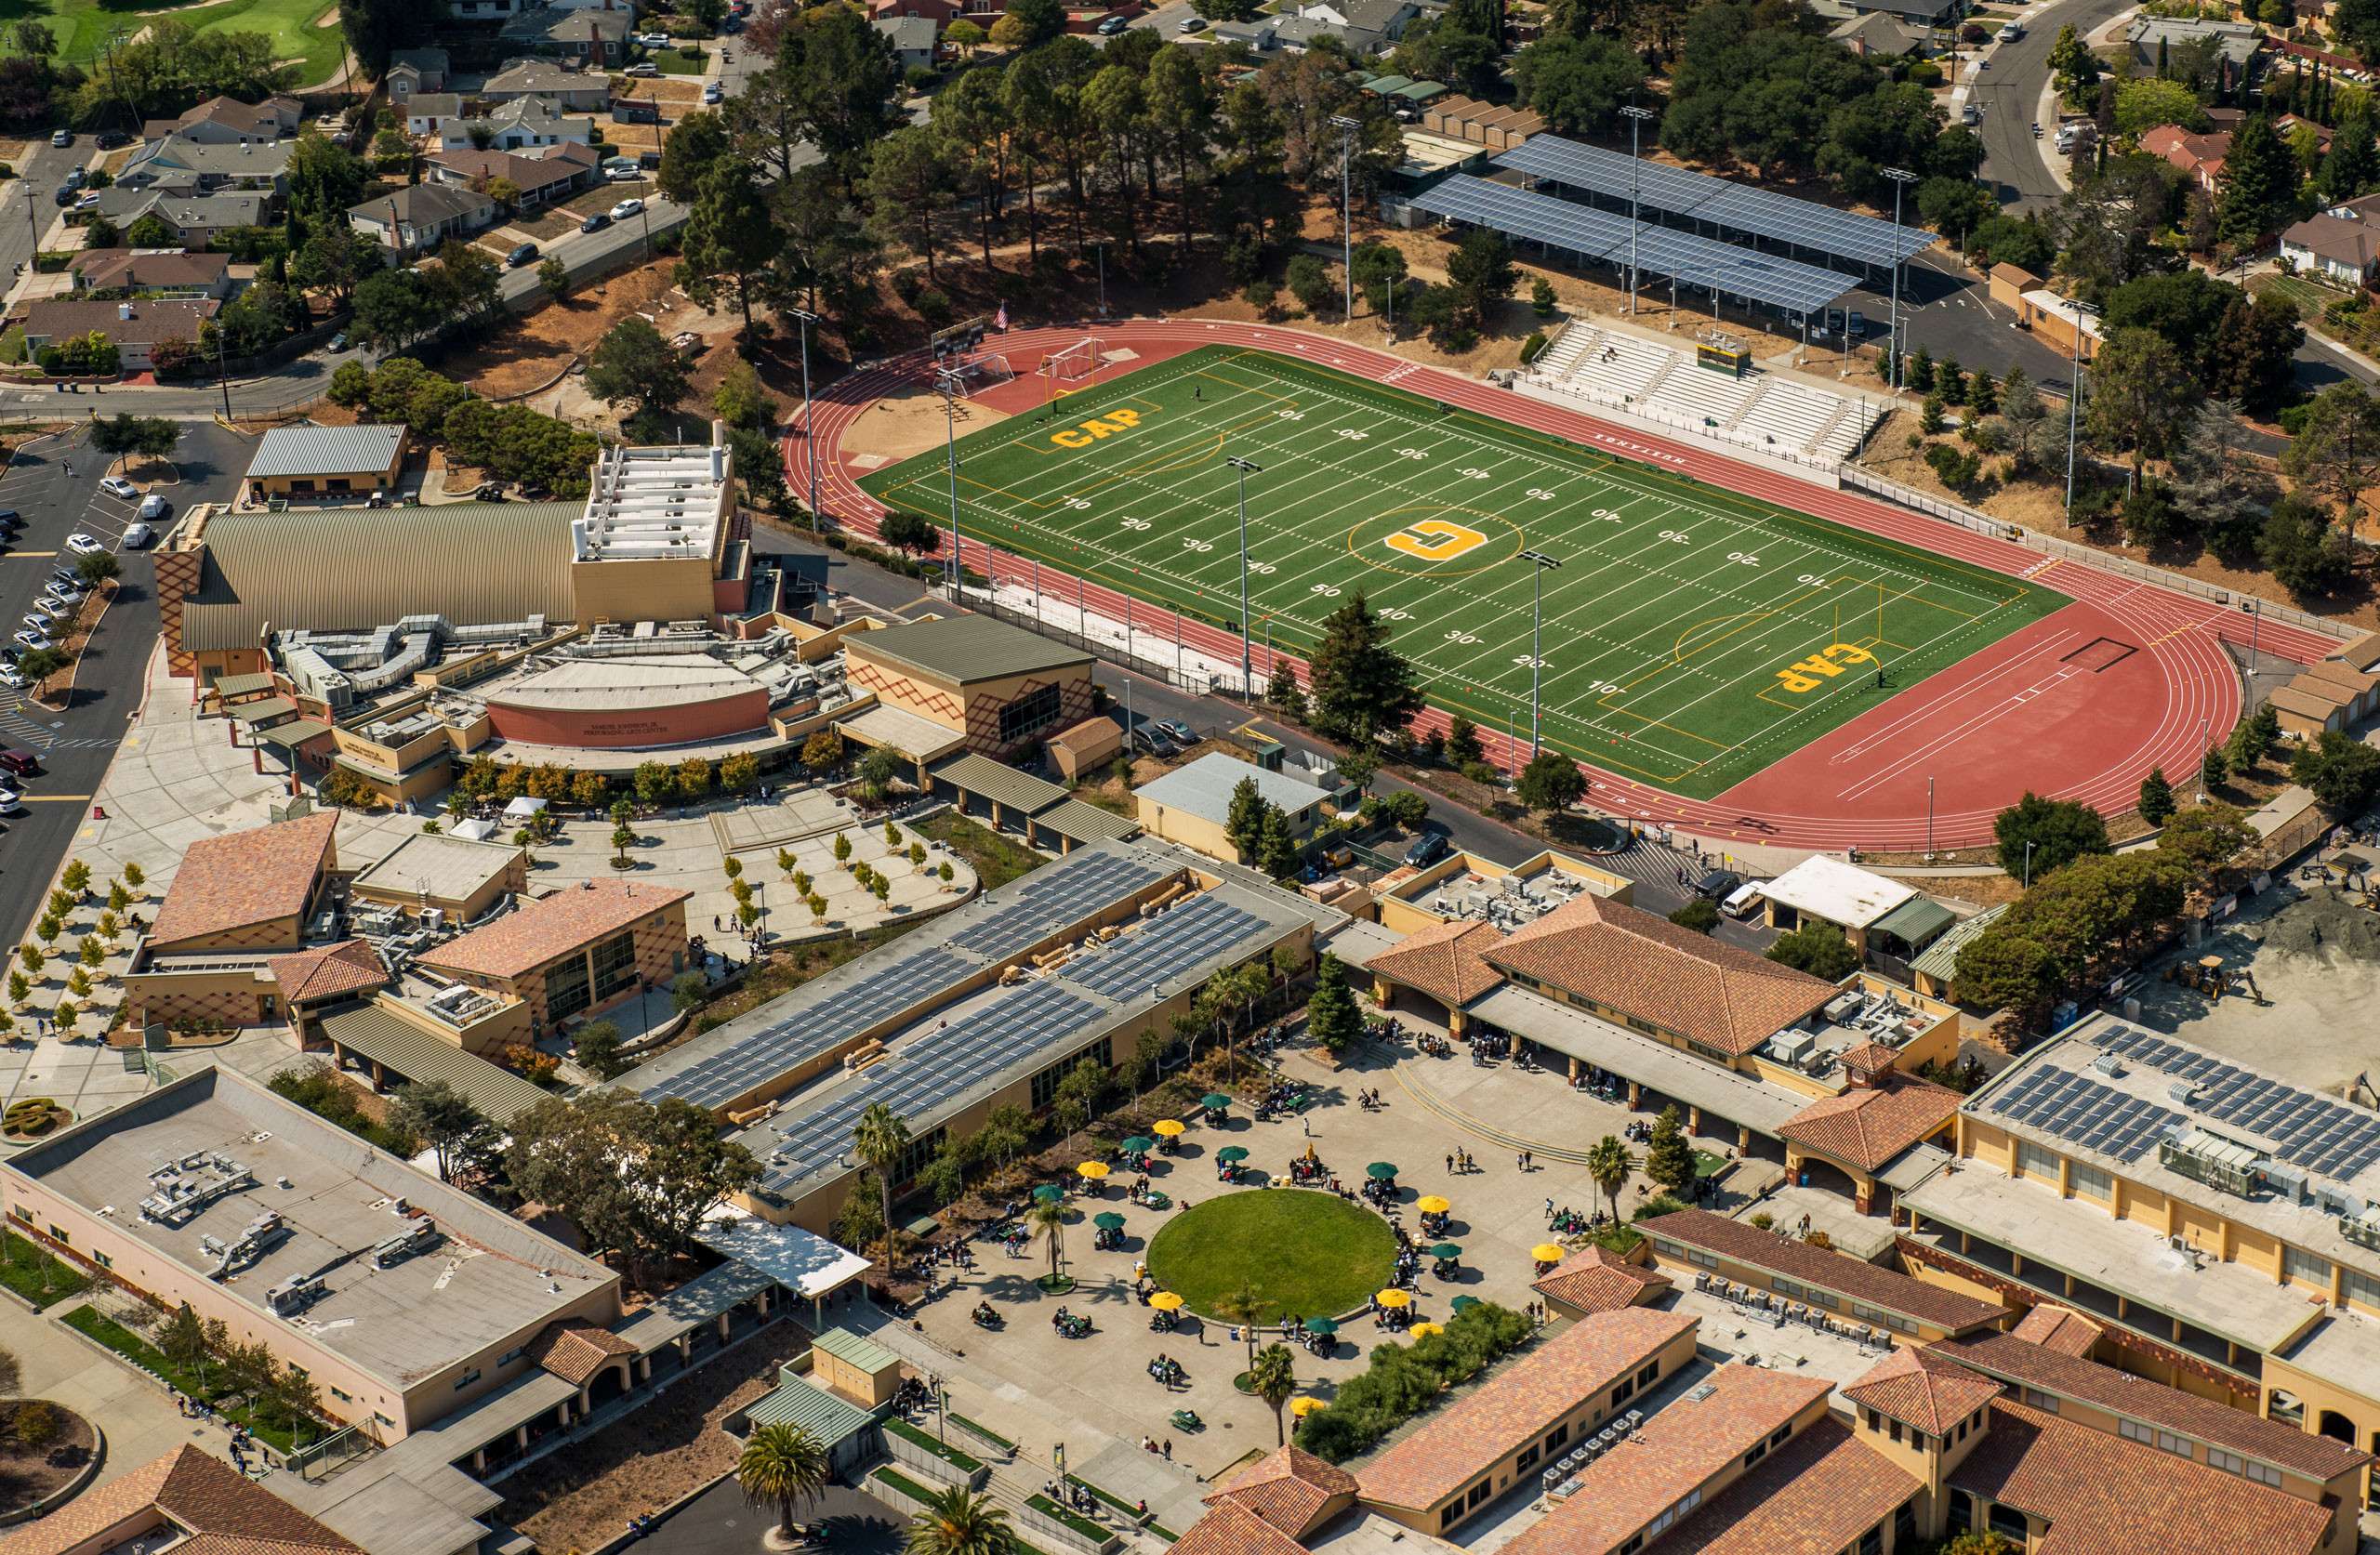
xmin=1407 ymin=176 xmax=1858 ymax=316
xmin=1986 ymin=1065 xmax=2185 ymax=1165
xmin=1063 ymin=893 xmax=1268 ymax=1000
xmin=945 ymin=848 xmax=1173 ymax=961
xmin=757 ymin=978 xmax=1103 ymax=1192
xmin=1492 ymin=136 xmax=1937 ymax=267
xmin=2092 ymin=1025 xmax=2380 ymax=1181
xmin=641 ymin=943 xmax=975 ymax=1108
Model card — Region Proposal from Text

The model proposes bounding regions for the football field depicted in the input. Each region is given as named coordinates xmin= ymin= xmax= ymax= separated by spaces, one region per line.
xmin=859 ymin=345 xmax=2067 ymax=802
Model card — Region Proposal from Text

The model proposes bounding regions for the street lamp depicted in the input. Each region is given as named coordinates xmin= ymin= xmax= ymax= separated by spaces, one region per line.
xmin=934 ymin=364 xmax=965 ymax=602
xmin=788 ymin=305 xmax=818 ymax=533
xmin=1620 ymin=106 xmax=1657 ymax=315
xmin=1882 ymin=166 xmax=1919 ymax=389
xmin=1518 ymin=549 xmax=1561 ymax=756
xmin=1329 ymin=114 xmax=1360 ymax=323
xmin=1227 ymin=455 xmax=1263 ymax=692
xmin=2062 ymin=299 xmax=2101 ymax=517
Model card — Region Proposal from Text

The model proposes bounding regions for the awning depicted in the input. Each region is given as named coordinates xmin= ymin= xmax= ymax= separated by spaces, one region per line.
xmin=1470 ymin=984 xmax=1805 ymax=1136
xmin=1871 ymin=896 xmax=1956 ymax=948
xmin=836 ymin=702 xmax=967 ymax=764
xmin=1910 ymin=904 xmax=2005 ymax=984
xmin=213 ymin=672 xmax=276 ymax=697
xmin=253 ymin=718 xmax=332 ymax=751
xmin=697 ymin=1215 xmax=872 ymax=1298
xmin=1032 ymin=797 xmax=1142 ymax=846
xmin=1394 ymin=79 xmax=1447 ymax=100
xmin=313 ymin=1003 xmax=553 ymax=1124
xmin=932 ymin=750 xmax=1066 ymax=816
xmin=229 ymin=695 xmax=298 ymax=724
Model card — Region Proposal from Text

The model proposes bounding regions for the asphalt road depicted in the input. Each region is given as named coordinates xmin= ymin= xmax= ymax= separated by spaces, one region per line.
xmin=641 ymin=1476 xmax=902 ymax=1555
xmin=0 ymin=418 xmax=254 ymax=954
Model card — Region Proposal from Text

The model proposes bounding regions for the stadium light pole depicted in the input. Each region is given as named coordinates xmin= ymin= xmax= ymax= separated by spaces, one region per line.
xmin=935 ymin=364 xmax=965 ymax=602
xmin=789 ymin=305 xmax=819 ymax=534
xmin=2062 ymin=300 xmax=2101 ymax=519
xmin=1620 ymin=106 xmax=1657 ymax=315
xmin=1518 ymin=549 xmax=1561 ymax=756
xmin=1329 ymin=114 xmax=1360 ymax=323
xmin=1882 ymin=167 xmax=1918 ymax=390
xmin=1228 ymin=455 xmax=1263 ymax=692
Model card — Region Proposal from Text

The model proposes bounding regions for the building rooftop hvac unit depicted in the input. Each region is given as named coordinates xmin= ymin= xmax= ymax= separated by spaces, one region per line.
xmin=373 ymin=1218 xmax=443 ymax=1267
xmin=1821 ymin=993 xmax=1863 ymax=1023
xmin=266 ymin=1271 xmax=324 ymax=1317
xmin=2158 ymin=1127 xmax=2262 ymax=1199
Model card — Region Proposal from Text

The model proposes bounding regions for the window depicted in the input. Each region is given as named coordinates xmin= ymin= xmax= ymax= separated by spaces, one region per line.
xmin=998 ymin=684 xmax=1063 ymax=743
xmin=2345 ymin=1267 xmax=2380 ymax=1313
xmin=544 ymin=951 xmax=593 ymax=1023
xmin=8 ymin=1206 xmax=29 ymax=1224
xmin=92 ymin=1250 xmax=112 ymax=1270
xmin=1769 ymin=1425 xmax=1789 ymax=1447
xmin=1030 ymin=1039 xmax=1112 ymax=1109
xmin=2117 ymin=1419 xmax=2189 ymax=1456
xmin=2014 ymin=1139 xmax=2060 ymax=1182
xmin=589 ymin=929 xmax=640 ymax=1003
xmin=1545 ymin=1423 xmax=1569 ymax=1451
xmin=500 ymin=1346 xmax=528 ymax=1366
xmin=2021 ymin=1389 xmax=2059 ymax=1414
xmin=1889 ymin=1419 xmax=1902 ymax=1443
xmin=1742 ymin=1441 xmax=1767 ymax=1469
xmin=1516 ymin=1444 xmax=1540 ymax=1473
xmin=1611 ymin=1379 xmax=1634 ymax=1408
xmin=2069 ymin=1159 xmax=2113 ymax=1200
xmin=331 ymin=1387 xmax=352 ymax=1403
xmin=1865 ymin=1408 xmax=1882 ymax=1431
xmin=1440 ymin=1507 xmax=1461 ymax=1531
xmin=1686 ymin=1247 xmax=1717 ymax=1268
xmin=1987 ymin=1502 xmax=2029 ymax=1540
xmin=46 ymin=1225 xmax=67 ymax=1245
xmin=455 ymin=1368 xmax=482 ymax=1390
xmin=1465 ymin=1480 xmax=1492 ymax=1509
xmin=1651 ymin=1239 xmax=1685 ymax=1258
xmin=1636 ymin=1361 xmax=1659 ymax=1386
xmin=2283 ymin=1245 xmax=2332 ymax=1289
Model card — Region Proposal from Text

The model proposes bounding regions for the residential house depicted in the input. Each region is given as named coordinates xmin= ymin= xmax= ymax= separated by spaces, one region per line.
xmin=1830 ymin=9 xmax=1929 ymax=55
xmin=428 ymin=142 xmax=602 ymax=209
xmin=21 ymin=297 xmax=218 ymax=372
xmin=503 ymin=4 xmax=632 ymax=64
xmin=2281 ymin=210 xmax=2380 ymax=283
xmin=347 ymin=183 xmax=500 ymax=255
xmin=87 ymin=191 xmax=269 ymax=246
xmin=138 ymin=94 xmax=301 ymax=145
xmin=873 ymin=14 xmax=937 ymax=67
xmin=439 ymin=98 xmax=596 ymax=152
xmin=405 ymin=94 xmax=467 ymax=138
xmin=384 ymin=47 xmax=451 ymax=104
xmin=2125 ymin=15 xmax=2263 ymax=73
xmin=66 ymin=249 xmax=235 ymax=299
xmin=119 ymin=133 xmax=296 ymax=199
xmin=447 ymin=0 xmax=530 ymax=18
xmin=1831 ymin=0 xmax=1960 ymax=23
xmin=1292 ymin=0 xmax=1426 ymax=43
xmin=481 ymin=58 xmax=614 ymax=112
xmin=2140 ymin=123 xmax=2229 ymax=191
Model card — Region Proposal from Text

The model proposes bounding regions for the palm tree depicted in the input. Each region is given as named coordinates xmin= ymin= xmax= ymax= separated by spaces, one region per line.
xmin=1585 ymin=1135 xmax=1636 ymax=1226
xmin=906 ymin=1483 xmax=1014 ymax=1555
xmin=738 ymin=1421 xmax=830 ymax=1545
xmin=1250 ymin=1342 xmax=1297 ymax=1445
xmin=1215 ymin=1279 xmax=1266 ymax=1367
xmin=1028 ymin=1197 xmax=1066 ymax=1286
xmin=853 ymin=1102 xmax=911 ymax=1253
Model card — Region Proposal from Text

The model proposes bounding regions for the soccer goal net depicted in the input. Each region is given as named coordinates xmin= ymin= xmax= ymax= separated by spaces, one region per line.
xmin=1042 ymin=336 xmax=1104 ymax=388
xmin=947 ymin=351 xmax=1015 ymax=391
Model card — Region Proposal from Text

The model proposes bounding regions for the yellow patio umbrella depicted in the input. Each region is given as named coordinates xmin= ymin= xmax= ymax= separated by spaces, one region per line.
xmin=1149 ymin=1291 xmax=1185 ymax=1311
xmin=1531 ymin=1243 xmax=1567 ymax=1263
xmin=1416 ymin=1195 xmax=1451 ymax=1214
xmin=1153 ymin=1119 xmax=1186 ymax=1138
xmin=1078 ymin=1161 xmax=1111 ymax=1179
xmin=1409 ymin=1322 xmax=1444 ymax=1338
xmin=1289 ymin=1396 xmax=1328 ymax=1418
xmin=1376 ymin=1288 xmax=1411 ymax=1309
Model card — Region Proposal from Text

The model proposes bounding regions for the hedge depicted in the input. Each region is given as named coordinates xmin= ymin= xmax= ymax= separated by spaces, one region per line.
xmin=872 ymin=1469 xmax=1057 ymax=1555
xmin=1027 ymin=1493 xmax=1109 ymax=1545
xmin=60 ymin=1305 xmax=302 ymax=1451
xmin=1065 ymin=1475 xmax=1142 ymax=1522
xmin=885 ymin=1414 xmax=986 ymax=1473
xmin=1292 ymin=1300 xmax=1534 ymax=1463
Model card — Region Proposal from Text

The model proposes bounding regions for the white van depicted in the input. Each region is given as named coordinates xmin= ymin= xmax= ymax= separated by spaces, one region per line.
xmin=1996 ymin=20 xmax=2023 ymax=41
xmin=1720 ymin=881 xmax=1766 ymax=920
xmin=2054 ymin=122 xmax=2094 ymax=153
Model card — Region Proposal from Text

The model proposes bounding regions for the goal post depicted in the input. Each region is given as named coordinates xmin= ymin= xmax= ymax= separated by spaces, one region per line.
xmin=1040 ymin=336 xmax=1104 ymax=415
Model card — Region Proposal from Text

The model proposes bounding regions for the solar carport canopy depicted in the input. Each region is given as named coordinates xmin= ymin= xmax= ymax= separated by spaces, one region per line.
xmin=1492 ymin=136 xmax=1937 ymax=269
xmin=1409 ymin=175 xmax=1860 ymax=317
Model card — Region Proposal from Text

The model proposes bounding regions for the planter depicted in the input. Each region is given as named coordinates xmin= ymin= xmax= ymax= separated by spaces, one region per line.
xmin=1024 ymin=1495 xmax=1118 ymax=1555
xmin=882 ymin=1417 xmax=987 ymax=1490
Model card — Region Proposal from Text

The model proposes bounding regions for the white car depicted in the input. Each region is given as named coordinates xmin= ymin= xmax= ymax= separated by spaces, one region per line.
xmin=98 ymin=476 xmax=139 ymax=502
xmin=123 ymin=521 xmax=154 ymax=548
xmin=11 ymin=631 xmax=50 ymax=652
xmin=73 ymin=191 xmax=99 ymax=211
xmin=702 ymin=82 xmax=723 ymax=103
xmin=624 ymin=61 xmax=659 ymax=76
xmin=0 ymin=670 xmax=25 ymax=692
xmin=0 ymin=788 xmax=20 ymax=809
xmin=637 ymin=30 xmax=669 ymax=45
xmin=610 ymin=197 xmax=645 ymax=221
xmin=607 ymin=165 xmax=644 ymax=183
xmin=65 ymin=533 xmax=104 ymax=556
xmin=137 ymin=494 xmax=167 ymax=520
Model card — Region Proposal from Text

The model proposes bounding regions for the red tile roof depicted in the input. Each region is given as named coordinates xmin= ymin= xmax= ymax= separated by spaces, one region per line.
xmin=1532 ymin=1245 xmax=1671 ymax=1316
xmin=0 ymin=1445 xmax=358 ymax=1555
xmin=1936 ymin=1332 xmax=2371 ymax=1483
xmin=1951 ymin=1401 xmax=2337 ymax=1555
xmin=149 ymin=812 xmax=337 ymax=947
xmin=1778 ymin=1077 xmax=1961 ymax=1173
xmin=267 ymin=938 xmax=388 ymax=1005
xmin=1841 ymin=1345 xmax=2003 ymax=1436
xmin=1483 ymin=893 xmax=1836 ymax=1055
xmin=1498 ymin=1365 xmax=1832 ymax=1555
xmin=1203 ymin=1446 xmax=1356 ymax=1538
xmin=526 ymin=1317 xmax=639 ymax=1385
xmin=422 ymin=878 xmax=688 ymax=981
xmin=1170 ymin=1500 xmax=1313 ymax=1555
xmin=1643 ymin=1208 xmax=2004 ymax=1333
xmin=1368 ymin=916 xmax=1506 ymax=1008
xmin=2008 ymin=1304 xmax=2102 ymax=1358
xmin=1357 ymin=1307 xmax=1698 ymax=1512
xmin=1654 ymin=1417 xmax=1921 ymax=1555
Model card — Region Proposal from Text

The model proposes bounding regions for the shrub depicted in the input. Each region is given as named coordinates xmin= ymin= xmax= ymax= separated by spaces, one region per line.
xmin=1294 ymin=1302 xmax=1532 ymax=1461
xmin=1518 ymin=330 xmax=1548 ymax=363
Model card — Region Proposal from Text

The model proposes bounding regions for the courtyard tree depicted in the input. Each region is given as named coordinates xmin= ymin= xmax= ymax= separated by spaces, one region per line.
xmin=737 ymin=1422 xmax=830 ymax=1545
xmin=906 ymin=1485 xmax=1015 ymax=1555
xmin=575 ymin=1021 xmax=627 ymax=1081
xmin=1305 ymin=953 xmax=1361 ymax=1054
xmin=1029 ymin=1195 xmax=1067 ymax=1286
xmin=1645 ymin=1106 xmax=1695 ymax=1197
xmin=1584 ymin=1135 xmax=1635 ymax=1224
xmin=1250 ymin=1342 xmax=1299 ymax=1444
xmin=1515 ymin=750 xmax=1586 ymax=817
xmin=1765 ymin=923 xmax=1860 ymax=981
xmin=505 ymin=1090 xmax=760 ymax=1280
xmin=853 ymin=1101 xmax=911 ymax=1250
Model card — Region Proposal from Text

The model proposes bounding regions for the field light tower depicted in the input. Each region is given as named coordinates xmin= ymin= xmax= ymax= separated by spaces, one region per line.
xmin=1518 ymin=549 xmax=1562 ymax=756
xmin=1228 ymin=455 xmax=1263 ymax=691
xmin=1329 ymin=115 xmax=1360 ymax=322
xmin=1620 ymin=106 xmax=1658 ymax=314
xmin=1882 ymin=167 xmax=1919 ymax=388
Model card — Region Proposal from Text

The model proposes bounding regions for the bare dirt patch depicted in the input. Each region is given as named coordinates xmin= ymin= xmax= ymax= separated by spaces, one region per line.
xmin=495 ymin=1322 xmax=813 ymax=1554
xmin=435 ymin=254 xmax=686 ymax=403
xmin=0 ymin=1401 xmax=97 ymax=1515
xmin=844 ymin=379 xmax=1013 ymax=464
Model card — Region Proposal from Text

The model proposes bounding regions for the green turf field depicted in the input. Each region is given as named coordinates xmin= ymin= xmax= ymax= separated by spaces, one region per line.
xmin=860 ymin=345 xmax=2067 ymax=801
xmin=0 ymin=0 xmax=346 ymax=86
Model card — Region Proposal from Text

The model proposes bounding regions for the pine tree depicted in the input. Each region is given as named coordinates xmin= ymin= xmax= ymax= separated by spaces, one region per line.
xmin=1446 ymin=715 xmax=1485 ymax=768
xmin=1226 ymin=777 xmax=1268 ymax=863
xmin=1909 ymin=345 xmax=1936 ymax=394
xmin=2215 ymin=114 xmax=2296 ymax=252
xmin=2202 ymin=745 xmax=2230 ymax=794
xmin=1256 ymin=804 xmax=1301 ymax=879
xmin=1305 ymin=953 xmax=1361 ymax=1053
xmin=1645 ymin=1105 xmax=1696 ymax=1197
xmin=1307 ymin=591 xmax=1423 ymax=744
xmin=1266 ymin=663 xmax=1308 ymax=724
xmin=2138 ymin=766 xmax=2176 ymax=826
xmin=1968 ymin=368 xmax=1997 ymax=416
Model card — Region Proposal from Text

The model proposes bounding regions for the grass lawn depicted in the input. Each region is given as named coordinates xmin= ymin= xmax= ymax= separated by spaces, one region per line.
xmin=0 ymin=1229 xmax=88 ymax=1310
xmin=60 ymin=1304 xmax=310 ymax=1451
xmin=653 ymin=46 xmax=708 ymax=72
xmin=916 ymin=811 xmax=1046 ymax=891
xmin=1145 ymin=1188 xmax=1397 ymax=1324
xmin=0 ymin=0 xmax=347 ymax=86
xmin=861 ymin=346 xmax=2065 ymax=804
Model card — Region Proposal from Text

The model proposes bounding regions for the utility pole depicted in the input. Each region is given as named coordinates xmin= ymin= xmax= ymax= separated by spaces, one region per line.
xmin=1227 ymin=455 xmax=1262 ymax=693
xmin=2062 ymin=300 xmax=2099 ymax=517
xmin=1329 ymin=114 xmax=1359 ymax=323
xmin=214 ymin=323 xmax=231 ymax=422
xmin=1518 ymin=549 xmax=1561 ymax=756
xmin=1882 ymin=167 xmax=1918 ymax=389
xmin=1620 ymin=106 xmax=1656 ymax=315
xmin=789 ymin=305 xmax=818 ymax=533
xmin=935 ymin=363 xmax=965 ymax=602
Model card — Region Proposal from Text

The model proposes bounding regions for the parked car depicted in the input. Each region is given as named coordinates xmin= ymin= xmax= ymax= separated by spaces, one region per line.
xmin=507 ymin=242 xmax=539 ymax=268
xmin=98 ymin=476 xmax=139 ymax=501
xmin=702 ymin=82 xmax=723 ymax=104
xmin=72 ymin=191 xmax=99 ymax=211
xmin=95 ymin=130 xmax=128 ymax=150
xmin=62 ymin=168 xmax=85 ymax=191
xmin=1691 ymin=867 xmax=1744 ymax=901
xmin=1129 ymin=724 xmax=1179 ymax=758
xmin=0 ymin=669 xmax=25 ymax=692
xmin=581 ymin=212 xmax=612 ymax=234
xmin=624 ymin=61 xmax=659 ymax=76
xmin=636 ymin=30 xmax=670 ymax=45
xmin=124 ymin=523 xmax=156 ymax=549
xmin=610 ymin=197 xmax=644 ymax=220
xmin=1096 ymin=12 xmax=1130 ymax=31
xmin=65 ymin=532 xmax=104 ymax=555
xmin=13 ymin=630 xmax=51 ymax=652
xmin=136 ymin=493 xmax=167 ymax=521
xmin=0 ymin=788 xmax=20 ymax=810
xmin=1997 ymin=20 xmax=2023 ymax=39
xmin=51 ymin=184 xmax=75 ymax=206
xmin=0 ymin=746 xmax=37 ymax=777
xmin=1155 ymin=718 xmax=1196 ymax=748
xmin=49 ymin=128 xmax=70 ymax=147
xmin=1177 ymin=14 xmax=1206 ymax=28
xmin=1403 ymin=832 xmax=1451 ymax=869
xmin=0 ymin=509 xmax=20 ymax=531
xmin=1720 ymin=881 xmax=1765 ymax=919
xmin=46 ymin=568 xmax=77 ymax=591
xmin=606 ymin=165 xmax=644 ymax=183
xmin=329 ymin=331 xmax=349 ymax=351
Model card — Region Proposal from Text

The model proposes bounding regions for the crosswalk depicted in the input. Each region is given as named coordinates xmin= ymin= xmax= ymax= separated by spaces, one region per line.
xmin=0 ymin=702 xmax=52 ymax=748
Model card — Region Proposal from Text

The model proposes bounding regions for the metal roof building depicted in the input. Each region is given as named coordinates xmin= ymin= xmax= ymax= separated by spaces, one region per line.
xmin=850 ymin=613 xmax=1093 ymax=686
xmin=244 ymin=424 xmax=409 ymax=482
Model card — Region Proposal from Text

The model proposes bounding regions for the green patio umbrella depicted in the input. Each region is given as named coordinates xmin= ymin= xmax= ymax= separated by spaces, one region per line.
xmin=1450 ymin=1296 xmax=1482 ymax=1313
xmin=1303 ymin=1316 xmax=1340 ymax=1335
xmin=1031 ymin=1184 xmax=1065 ymax=1205
xmin=1216 ymin=1145 xmax=1250 ymax=1163
xmin=1092 ymin=1211 xmax=1128 ymax=1230
xmin=1119 ymin=1137 xmax=1154 ymax=1154
xmin=1431 ymin=1243 xmax=1463 ymax=1259
xmin=1365 ymin=1162 xmax=1398 ymax=1180
xmin=1202 ymin=1093 xmax=1233 ymax=1110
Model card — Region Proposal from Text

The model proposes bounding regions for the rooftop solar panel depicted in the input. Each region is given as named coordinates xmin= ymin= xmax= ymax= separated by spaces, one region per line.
xmin=945 ymin=848 xmax=1171 ymax=960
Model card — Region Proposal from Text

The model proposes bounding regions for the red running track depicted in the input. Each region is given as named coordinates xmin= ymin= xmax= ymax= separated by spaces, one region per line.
xmin=787 ymin=320 xmax=2331 ymax=851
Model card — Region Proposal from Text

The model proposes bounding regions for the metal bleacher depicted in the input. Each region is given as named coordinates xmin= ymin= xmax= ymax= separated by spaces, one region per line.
xmin=1530 ymin=324 xmax=1883 ymax=465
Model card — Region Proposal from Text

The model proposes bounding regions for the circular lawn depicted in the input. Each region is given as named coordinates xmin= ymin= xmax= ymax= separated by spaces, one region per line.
xmin=1145 ymin=1189 xmax=1396 ymax=1324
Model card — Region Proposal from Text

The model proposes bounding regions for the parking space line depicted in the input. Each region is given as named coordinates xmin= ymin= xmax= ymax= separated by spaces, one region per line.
xmin=17 ymin=795 xmax=93 ymax=802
